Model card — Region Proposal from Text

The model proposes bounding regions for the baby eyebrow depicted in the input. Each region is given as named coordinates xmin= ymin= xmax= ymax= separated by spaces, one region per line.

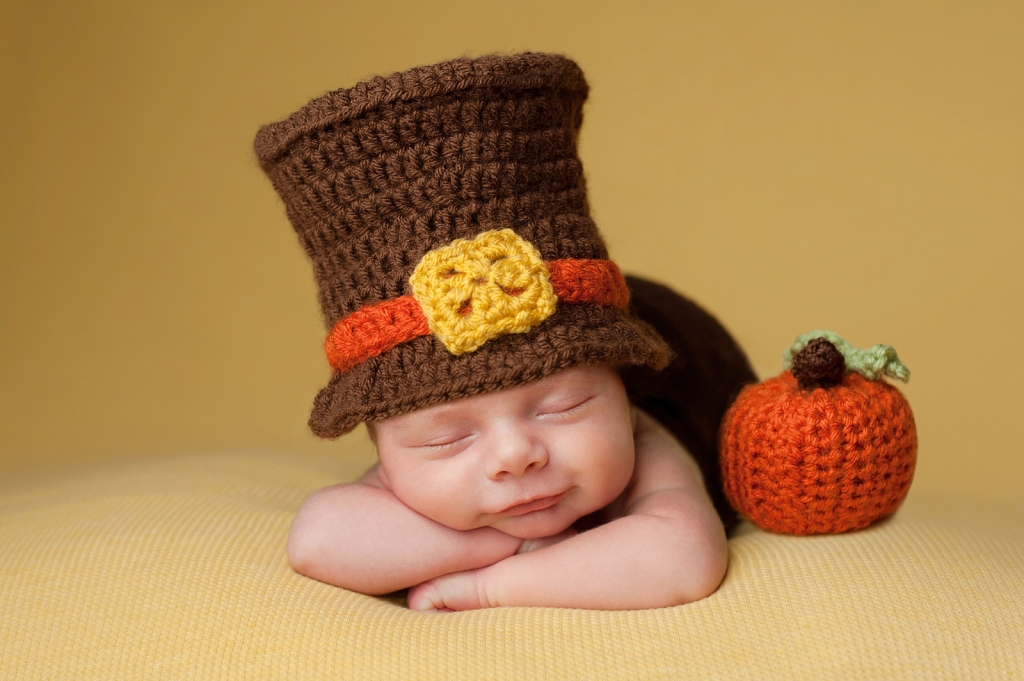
xmin=389 ymin=405 xmax=463 ymax=430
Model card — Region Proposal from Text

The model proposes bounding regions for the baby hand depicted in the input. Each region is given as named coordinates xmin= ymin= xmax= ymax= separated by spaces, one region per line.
xmin=408 ymin=569 xmax=485 ymax=612
xmin=408 ymin=528 xmax=579 ymax=612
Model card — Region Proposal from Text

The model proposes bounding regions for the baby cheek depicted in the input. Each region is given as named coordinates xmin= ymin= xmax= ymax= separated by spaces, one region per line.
xmin=592 ymin=449 xmax=635 ymax=502
xmin=591 ymin=430 xmax=637 ymax=500
xmin=393 ymin=463 xmax=482 ymax=529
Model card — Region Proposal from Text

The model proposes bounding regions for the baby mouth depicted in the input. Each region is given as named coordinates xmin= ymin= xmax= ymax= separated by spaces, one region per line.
xmin=498 ymin=492 xmax=566 ymax=516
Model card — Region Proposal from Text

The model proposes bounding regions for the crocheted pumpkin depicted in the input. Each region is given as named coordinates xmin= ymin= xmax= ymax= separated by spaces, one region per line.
xmin=720 ymin=331 xmax=917 ymax=535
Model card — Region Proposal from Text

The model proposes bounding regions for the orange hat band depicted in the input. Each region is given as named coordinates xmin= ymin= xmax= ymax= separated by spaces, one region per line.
xmin=325 ymin=258 xmax=630 ymax=373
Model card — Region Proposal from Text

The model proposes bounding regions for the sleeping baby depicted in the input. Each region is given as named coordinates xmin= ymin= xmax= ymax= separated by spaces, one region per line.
xmin=254 ymin=53 xmax=756 ymax=611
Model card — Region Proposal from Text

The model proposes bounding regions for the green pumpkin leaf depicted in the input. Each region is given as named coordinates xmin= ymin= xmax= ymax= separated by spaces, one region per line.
xmin=782 ymin=330 xmax=910 ymax=383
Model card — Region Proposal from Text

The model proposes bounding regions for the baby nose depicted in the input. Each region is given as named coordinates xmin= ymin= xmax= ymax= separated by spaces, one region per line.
xmin=486 ymin=436 xmax=549 ymax=480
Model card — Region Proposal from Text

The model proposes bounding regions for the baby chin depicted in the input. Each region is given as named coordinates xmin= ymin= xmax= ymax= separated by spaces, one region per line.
xmin=488 ymin=492 xmax=590 ymax=539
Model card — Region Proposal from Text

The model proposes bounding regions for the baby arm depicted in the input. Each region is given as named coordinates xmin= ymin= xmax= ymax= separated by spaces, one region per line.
xmin=287 ymin=466 xmax=523 ymax=595
xmin=408 ymin=409 xmax=728 ymax=611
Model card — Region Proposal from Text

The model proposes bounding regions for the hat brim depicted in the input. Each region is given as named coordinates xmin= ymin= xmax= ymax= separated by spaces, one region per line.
xmin=309 ymin=303 xmax=670 ymax=437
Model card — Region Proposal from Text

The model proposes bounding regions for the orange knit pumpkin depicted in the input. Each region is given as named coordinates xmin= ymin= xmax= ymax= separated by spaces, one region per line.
xmin=720 ymin=333 xmax=917 ymax=535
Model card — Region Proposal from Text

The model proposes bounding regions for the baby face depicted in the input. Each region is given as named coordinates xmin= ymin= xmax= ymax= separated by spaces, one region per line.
xmin=370 ymin=365 xmax=636 ymax=539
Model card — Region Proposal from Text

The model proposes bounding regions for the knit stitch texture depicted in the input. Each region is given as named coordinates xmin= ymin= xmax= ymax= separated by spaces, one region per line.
xmin=255 ymin=53 xmax=670 ymax=436
xmin=721 ymin=370 xmax=917 ymax=535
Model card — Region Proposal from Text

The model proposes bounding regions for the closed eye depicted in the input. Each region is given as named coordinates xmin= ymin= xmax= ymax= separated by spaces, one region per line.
xmin=420 ymin=435 xmax=471 ymax=452
xmin=538 ymin=396 xmax=593 ymax=419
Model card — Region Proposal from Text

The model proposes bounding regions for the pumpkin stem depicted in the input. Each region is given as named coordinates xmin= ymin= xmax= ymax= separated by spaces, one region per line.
xmin=783 ymin=330 xmax=911 ymax=383
xmin=791 ymin=338 xmax=846 ymax=390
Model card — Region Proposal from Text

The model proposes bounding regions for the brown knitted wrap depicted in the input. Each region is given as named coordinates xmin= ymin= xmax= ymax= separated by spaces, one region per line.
xmin=255 ymin=53 xmax=671 ymax=437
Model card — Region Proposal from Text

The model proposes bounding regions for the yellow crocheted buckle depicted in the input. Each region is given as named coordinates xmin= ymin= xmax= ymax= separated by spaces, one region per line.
xmin=409 ymin=229 xmax=557 ymax=355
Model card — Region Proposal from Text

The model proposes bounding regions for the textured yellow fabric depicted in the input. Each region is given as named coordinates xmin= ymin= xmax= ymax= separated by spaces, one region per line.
xmin=409 ymin=229 xmax=557 ymax=354
xmin=2 ymin=452 xmax=1022 ymax=680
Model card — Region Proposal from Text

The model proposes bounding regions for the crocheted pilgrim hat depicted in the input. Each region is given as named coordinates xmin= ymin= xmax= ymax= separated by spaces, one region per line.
xmin=254 ymin=52 xmax=671 ymax=437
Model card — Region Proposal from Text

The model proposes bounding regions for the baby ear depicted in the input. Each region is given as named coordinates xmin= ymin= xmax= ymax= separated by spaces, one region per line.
xmin=364 ymin=421 xmax=378 ymax=444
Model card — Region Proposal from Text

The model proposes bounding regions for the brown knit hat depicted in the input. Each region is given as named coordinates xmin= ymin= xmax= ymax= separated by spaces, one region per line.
xmin=255 ymin=52 xmax=671 ymax=437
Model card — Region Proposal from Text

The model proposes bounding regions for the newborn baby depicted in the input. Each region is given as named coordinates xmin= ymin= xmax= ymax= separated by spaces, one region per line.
xmin=254 ymin=52 xmax=756 ymax=612
xmin=287 ymin=365 xmax=727 ymax=611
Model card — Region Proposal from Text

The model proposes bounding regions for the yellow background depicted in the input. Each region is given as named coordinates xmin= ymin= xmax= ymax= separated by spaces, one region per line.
xmin=2 ymin=1 xmax=1021 ymax=512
